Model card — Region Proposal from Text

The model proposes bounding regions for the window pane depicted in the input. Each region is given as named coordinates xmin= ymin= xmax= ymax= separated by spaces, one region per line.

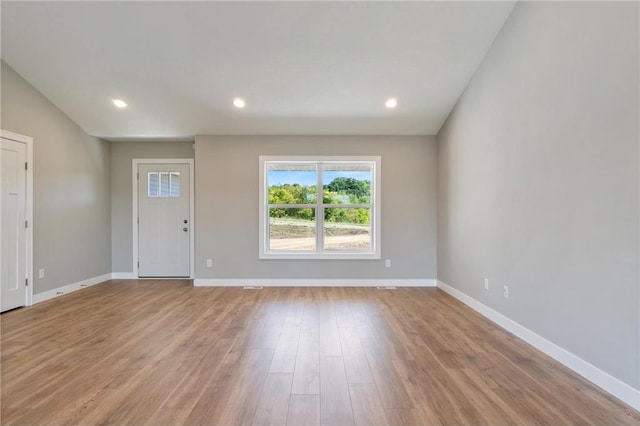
xmin=269 ymin=208 xmax=316 ymax=251
xmin=160 ymin=172 xmax=170 ymax=197
xmin=148 ymin=172 xmax=159 ymax=197
xmin=267 ymin=163 xmax=317 ymax=204
xmin=323 ymin=208 xmax=371 ymax=251
xmin=170 ymin=172 xmax=181 ymax=197
xmin=322 ymin=163 xmax=372 ymax=204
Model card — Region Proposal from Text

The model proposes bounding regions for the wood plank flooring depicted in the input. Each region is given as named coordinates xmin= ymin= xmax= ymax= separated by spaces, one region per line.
xmin=1 ymin=280 xmax=638 ymax=425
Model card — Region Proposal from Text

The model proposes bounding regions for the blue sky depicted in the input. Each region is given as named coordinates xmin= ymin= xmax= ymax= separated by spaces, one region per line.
xmin=268 ymin=170 xmax=371 ymax=187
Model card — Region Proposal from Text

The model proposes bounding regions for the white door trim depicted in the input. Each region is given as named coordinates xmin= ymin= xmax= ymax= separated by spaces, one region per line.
xmin=1 ymin=130 xmax=34 ymax=306
xmin=132 ymin=159 xmax=195 ymax=279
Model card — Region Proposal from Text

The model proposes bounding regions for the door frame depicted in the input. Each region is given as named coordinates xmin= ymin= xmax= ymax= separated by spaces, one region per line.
xmin=1 ymin=130 xmax=34 ymax=306
xmin=132 ymin=159 xmax=195 ymax=279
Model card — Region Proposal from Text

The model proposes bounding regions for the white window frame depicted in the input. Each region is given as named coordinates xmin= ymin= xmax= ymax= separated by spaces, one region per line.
xmin=259 ymin=156 xmax=381 ymax=260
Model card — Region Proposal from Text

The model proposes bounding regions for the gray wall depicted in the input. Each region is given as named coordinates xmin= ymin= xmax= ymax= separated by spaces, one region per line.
xmin=110 ymin=141 xmax=194 ymax=272
xmin=195 ymin=135 xmax=437 ymax=280
xmin=1 ymin=61 xmax=111 ymax=294
xmin=437 ymin=1 xmax=639 ymax=389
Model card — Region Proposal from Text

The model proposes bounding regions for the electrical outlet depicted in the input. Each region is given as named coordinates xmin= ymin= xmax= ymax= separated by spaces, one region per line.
xmin=484 ymin=278 xmax=489 ymax=290
xmin=503 ymin=285 xmax=509 ymax=299
xmin=39 ymin=269 xmax=45 ymax=279
xmin=206 ymin=259 xmax=213 ymax=268
xmin=385 ymin=259 xmax=391 ymax=268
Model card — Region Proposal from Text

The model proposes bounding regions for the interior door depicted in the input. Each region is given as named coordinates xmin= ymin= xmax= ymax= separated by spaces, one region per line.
xmin=1 ymin=138 xmax=27 ymax=312
xmin=138 ymin=163 xmax=190 ymax=277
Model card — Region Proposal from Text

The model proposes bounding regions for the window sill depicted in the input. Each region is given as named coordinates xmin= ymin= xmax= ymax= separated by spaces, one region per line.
xmin=259 ymin=252 xmax=380 ymax=260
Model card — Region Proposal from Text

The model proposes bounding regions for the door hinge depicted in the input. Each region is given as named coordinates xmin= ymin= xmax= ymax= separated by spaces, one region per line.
xmin=25 ymin=278 xmax=28 ymax=287
xmin=137 ymin=217 xmax=139 ymax=224
xmin=25 ymin=162 xmax=28 ymax=170
xmin=137 ymin=261 xmax=140 ymax=268
xmin=137 ymin=172 xmax=139 ymax=180
xmin=25 ymin=220 xmax=28 ymax=228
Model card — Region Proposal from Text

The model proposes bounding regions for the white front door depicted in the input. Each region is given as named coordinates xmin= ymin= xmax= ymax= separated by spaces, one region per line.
xmin=1 ymin=138 xmax=27 ymax=311
xmin=138 ymin=163 xmax=191 ymax=277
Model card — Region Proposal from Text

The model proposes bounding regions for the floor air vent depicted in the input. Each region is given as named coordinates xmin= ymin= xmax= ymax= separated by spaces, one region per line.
xmin=377 ymin=286 xmax=397 ymax=290
xmin=243 ymin=286 xmax=263 ymax=290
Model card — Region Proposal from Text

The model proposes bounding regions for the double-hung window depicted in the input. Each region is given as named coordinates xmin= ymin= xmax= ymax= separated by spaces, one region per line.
xmin=259 ymin=156 xmax=381 ymax=259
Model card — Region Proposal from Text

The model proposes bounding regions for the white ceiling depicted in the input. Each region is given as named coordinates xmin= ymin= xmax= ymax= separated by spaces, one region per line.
xmin=1 ymin=1 xmax=515 ymax=140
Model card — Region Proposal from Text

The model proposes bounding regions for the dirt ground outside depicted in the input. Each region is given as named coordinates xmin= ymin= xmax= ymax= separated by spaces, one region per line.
xmin=269 ymin=218 xmax=371 ymax=250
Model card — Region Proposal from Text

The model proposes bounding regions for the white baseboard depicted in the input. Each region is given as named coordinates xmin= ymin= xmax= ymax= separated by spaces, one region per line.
xmin=112 ymin=273 xmax=195 ymax=280
xmin=436 ymin=280 xmax=640 ymax=411
xmin=194 ymin=278 xmax=436 ymax=287
xmin=111 ymin=272 xmax=137 ymax=279
xmin=32 ymin=273 xmax=112 ymax=304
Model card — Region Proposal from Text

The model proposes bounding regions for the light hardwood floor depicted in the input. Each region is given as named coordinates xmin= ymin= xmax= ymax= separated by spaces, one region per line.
xmin=1 ymin=280 xmax=638 ymax=425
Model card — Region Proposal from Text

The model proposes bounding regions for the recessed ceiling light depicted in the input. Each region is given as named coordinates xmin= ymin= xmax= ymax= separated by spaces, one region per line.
xmin=112 ymin=99 xmax=128 ymax=108
xmin=233 ymin=98 xmax=246 ymax=108
xmin=385 ymin=98 xmax=398 ymax=108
